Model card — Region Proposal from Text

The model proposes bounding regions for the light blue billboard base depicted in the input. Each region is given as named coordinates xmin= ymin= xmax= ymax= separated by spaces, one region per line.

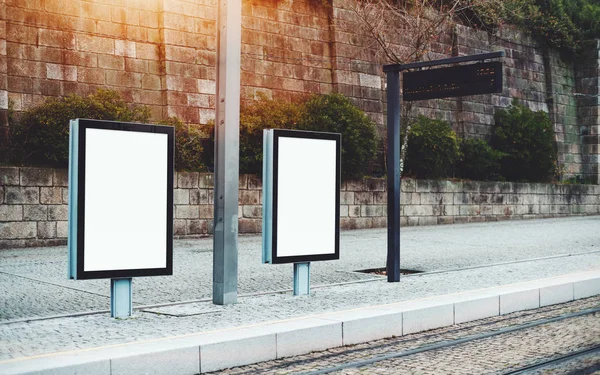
xmin=293 ymin=262 xmax=310 ymax=296
xmin=110 ymin=278 xmax=133 ymax=318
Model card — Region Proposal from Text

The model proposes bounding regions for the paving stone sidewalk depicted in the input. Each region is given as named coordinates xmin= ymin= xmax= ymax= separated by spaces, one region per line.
xmin=0 ymin=217 xmax=599 ymax=361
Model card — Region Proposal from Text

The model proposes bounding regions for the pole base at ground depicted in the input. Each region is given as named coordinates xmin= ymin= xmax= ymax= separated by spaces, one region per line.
xmin=110 ymin=278 xmax=132 ymax=318
xmin=293 ymin=262 xmax=310 ymax=296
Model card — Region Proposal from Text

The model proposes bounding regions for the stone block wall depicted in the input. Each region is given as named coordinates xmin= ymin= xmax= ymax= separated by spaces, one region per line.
xmin=0 ymin=167 xmax=68 ymax=248
xmin=1 ymin=0 xmax=338 ymax=128
xmin=314 ymin=4 xmax=599 ymax=180
xmin=1 ymin=167 xmax=599 ymax=249
xmin=339 ymin=178 xmax=600 ymax=228
xmin=577 ymin=40 xmax=600 ymax=183
xmin=4 ymin=0 xmax=168 ymax=120
xmin=2 ymin=0 xmax=599 ymax=181
xmin=240 ymin=0 xmax=334 ymax=102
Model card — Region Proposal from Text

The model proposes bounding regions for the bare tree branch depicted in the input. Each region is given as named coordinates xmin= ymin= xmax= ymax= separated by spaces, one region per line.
xmin=347 ymin=0 xmax=516 ymax=175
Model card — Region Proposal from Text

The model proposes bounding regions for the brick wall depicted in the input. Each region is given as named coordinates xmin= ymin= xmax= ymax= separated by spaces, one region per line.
xmin=2 ymin=167 xmax=599 ymax=249
xmin=5 ymin=0 xmax=165 ymax=119
xmin=577 ymin=40 xmax=600 ymax=184
xmin=2 ymin=0 xmax=599 ymax=181
xmin=0 ymin=167 xmax=68 ymax=248
xmin=240 ymin=0 xmax=334 ymax=102
xmin=323 ymin=6 xmax=599 ymax=180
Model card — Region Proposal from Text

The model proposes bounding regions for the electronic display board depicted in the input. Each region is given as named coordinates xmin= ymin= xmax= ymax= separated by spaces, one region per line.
xmin=403 ymin=61 xmax=503 ymax=101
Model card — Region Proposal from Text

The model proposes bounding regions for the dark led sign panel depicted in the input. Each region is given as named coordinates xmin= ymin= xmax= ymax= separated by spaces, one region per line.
xmin=403 ymin=61 xmax=503 ymax=101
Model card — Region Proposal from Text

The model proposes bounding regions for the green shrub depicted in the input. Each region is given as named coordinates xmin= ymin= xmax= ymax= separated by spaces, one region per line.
xmin=159 ymin=117 xmax=206 ymax=172
xmin=199 ymin=120 xmax=215 ymax=172
xmin=204 ymin=94 xmax=303 ymax=174
xmin=458 ymin=138 xmax=505 ymax=181
xmin=5 ymin=90 xmax=378 ymax=179
xmin=403 ymin=116 xmax=460 ymax=179
xmin=4 ymin=89 xmax=150 ymax=167
xmin=203 ymin=93 xmax=377 ymax=180
xmin=239 ymin=94 xmax=303 ymax=175
xmin=530 ymin=0 xmax=600 ymax=52
xmin=491 ymin=99 xmax=557 ymax=182
xmin=296 ymin=93 xmax=378 ymax=181
xmin=467 ymin=0 xmax=600 ymax=54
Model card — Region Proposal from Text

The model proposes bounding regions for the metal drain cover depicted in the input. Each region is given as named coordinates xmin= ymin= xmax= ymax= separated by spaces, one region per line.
xmin=353 ymin=267 xmax=423 ymax=276
xmin=142 ymin=303 xmax=224 ymax=317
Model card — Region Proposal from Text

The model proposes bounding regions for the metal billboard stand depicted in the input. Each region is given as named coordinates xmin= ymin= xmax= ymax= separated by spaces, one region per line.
xmin=67 ymin=119 xmax=175 ymax=319
xmin=110 ymin=278 xmax=133 ymax=318
xmin=293 ymin=262 xmax=311 ymax=296
xmin=262 ymin=130 xmax=341 ymax=296
xmin=383 ymin=51 xmax=504 ymax=282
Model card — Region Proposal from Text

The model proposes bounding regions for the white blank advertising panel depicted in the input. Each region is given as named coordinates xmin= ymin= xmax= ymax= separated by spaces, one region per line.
xmin=68 ymin=119 xmax=174 ymax=280
xmin=262 ymin=129 xmax=341 ymax=264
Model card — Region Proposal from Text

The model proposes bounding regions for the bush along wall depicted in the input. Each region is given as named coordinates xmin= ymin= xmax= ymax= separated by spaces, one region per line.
xmin=3 ymin=89 xmax=151 ymax=168
xmin=203 ymin=93 xmax=378 ymax=181
xmin=2 ymin=90 xmax=378 ymax=179
xmin=491 ymin=99 xmax=557 ymax=182
xmin=1 ymin=90 xmax=561 ymax=184
xmin=458 ymin=139 xmax=504 ymax=181
xmin=403 ymin=116 xmax=460 ymax=179
xmin=1 ymin=89 xmax=207 ymax=172
xmin=402 ymin=100 xmax=558 ymax=183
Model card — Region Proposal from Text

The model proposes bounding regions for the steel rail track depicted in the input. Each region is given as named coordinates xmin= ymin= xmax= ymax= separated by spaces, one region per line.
xmin=221 ymin=300 xmax=600 ymax=375
xmin=500 ymin=345 xmax=600 ymax=374
xmin=295 ymin=307 xmax=600 ymax=375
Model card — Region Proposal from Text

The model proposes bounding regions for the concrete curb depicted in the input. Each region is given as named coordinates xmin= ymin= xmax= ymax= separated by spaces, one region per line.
xmin=2 ymin=270 xmax=599 ymax=375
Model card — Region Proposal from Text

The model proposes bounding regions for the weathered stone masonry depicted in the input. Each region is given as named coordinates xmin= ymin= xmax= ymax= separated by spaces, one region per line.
xmin=2 ymin=167 xmax=599 ymax=248
xmin=1 ymin=0 xmax=600 ymax=182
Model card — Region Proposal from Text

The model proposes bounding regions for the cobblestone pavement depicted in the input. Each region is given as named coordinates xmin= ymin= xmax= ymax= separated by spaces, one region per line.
xmin=1 ymin=254 xmax=599 ymax=361
xmin=0 ymin=217 xmax=599 ymax=361
xmin=208 ymin=296 xmax=600 ymax=375
xmin=1 ymin=216 xmax=599 ymax=321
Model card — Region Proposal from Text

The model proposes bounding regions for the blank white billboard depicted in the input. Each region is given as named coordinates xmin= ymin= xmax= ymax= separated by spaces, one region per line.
xmin=68 ymin=119 xmax=174 ymax=280
xmin=262 ymin=129 xmax=341 ymax=264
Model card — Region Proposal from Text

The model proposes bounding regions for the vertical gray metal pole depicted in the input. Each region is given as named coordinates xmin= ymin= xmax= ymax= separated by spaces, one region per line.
xmin=110 ymin=278 xmax=132 ymax=318
xmin=213 ymin=0 xmax=241 ymax=305
xmin=386 ymin=71 xmax=401 ymax=282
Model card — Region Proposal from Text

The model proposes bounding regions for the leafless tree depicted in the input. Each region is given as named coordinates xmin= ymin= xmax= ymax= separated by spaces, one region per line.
xmin=347 ymin=0 xmax=466 ymax=64
xmin=346 ymin=0 xmax=521 ymax=174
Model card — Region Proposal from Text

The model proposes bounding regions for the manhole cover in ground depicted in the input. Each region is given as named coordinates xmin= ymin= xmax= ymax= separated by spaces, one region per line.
xmin=354 ymin=267 xmax=423 ymax=276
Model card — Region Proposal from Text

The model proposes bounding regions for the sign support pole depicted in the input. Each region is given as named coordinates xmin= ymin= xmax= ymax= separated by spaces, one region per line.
xmin=213 ymin=0 xmax=242 ymax=305
xmin=110 ymin=278 xmax=132 ymax=318
xmin=382 ymin=51 xmax=504 ymax=283
xmin=293 ymin=262 xmax=310 ymax=296
xmin=386 ymin=70 xmax=401 ymax=282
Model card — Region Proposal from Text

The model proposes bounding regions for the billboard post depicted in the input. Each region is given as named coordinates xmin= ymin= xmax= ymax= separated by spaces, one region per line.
xmin=111 ymin=278 xmax=133 ymax=318
xmin=263 ymin=130 xmax=341 ymax=296
xmin=293 ymin=263 xmax=311 ymax=296
xmin=68 ymin=119 xmax=174 ymax=318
